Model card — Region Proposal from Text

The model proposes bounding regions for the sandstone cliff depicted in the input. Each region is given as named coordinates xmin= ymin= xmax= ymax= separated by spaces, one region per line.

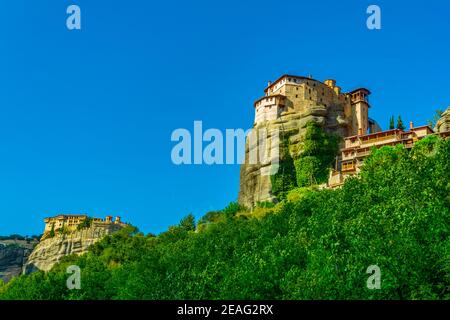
xmin=0 ymin=239 xmax=38 ymax=283
xmin=24 ymin=223 xmax=123 ymax=273
xmin=435 ymin=107 xmax=450 ymax=133
xmin=238 ymin=107 xmax=348 ymax=207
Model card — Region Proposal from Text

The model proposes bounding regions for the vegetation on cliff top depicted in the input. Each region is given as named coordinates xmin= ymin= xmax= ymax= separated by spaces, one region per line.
xmin=77 ymin=217 xmax=93 ymax=231
xmin=0 ymin=135 xmax=448 ymax=300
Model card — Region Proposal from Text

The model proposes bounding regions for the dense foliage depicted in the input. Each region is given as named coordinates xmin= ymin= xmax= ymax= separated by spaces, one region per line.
xmin=270 ymin=137 xmax=297 ymax=201
xmin=396 ymin=115 xmax=405 ymax=130
xmin=271 ymin=122 xmax=340 ymax=201
xmin=293 ymin=122 xmax=340 ymax=187
xmin=0 ymin=136 xmax=448 ymax=300
xmin=77 ymin=217 xmax=93 ymax=231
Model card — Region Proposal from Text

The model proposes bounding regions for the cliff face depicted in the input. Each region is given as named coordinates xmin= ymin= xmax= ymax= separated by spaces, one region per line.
xmin=435 ymin=107 xmax=450 ymax=133
xmin=238 ymin=106 xmax=348 ymax=207
xmin=0 ymin=240 xmax=37 ymax=283
xmin=24 ymin=223 xmax=123 ymax=273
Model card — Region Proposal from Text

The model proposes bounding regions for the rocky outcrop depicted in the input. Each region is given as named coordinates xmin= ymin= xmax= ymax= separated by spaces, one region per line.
xmin=237 ymin=75 xmax=382 ymax=208
xmin=435 ymin=107 xmax=450 ymax=133
xmin=0 ymin=240 xmax=37 ymax=283
xmin=24 ymin=223 xmax=123 ymax=273
xmin=238 ymin=105 xmax=348 ymax=207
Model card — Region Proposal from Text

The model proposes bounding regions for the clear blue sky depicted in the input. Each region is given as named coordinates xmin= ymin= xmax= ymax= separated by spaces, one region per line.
xmin=0 ymin=0 xmax=449 ymax=236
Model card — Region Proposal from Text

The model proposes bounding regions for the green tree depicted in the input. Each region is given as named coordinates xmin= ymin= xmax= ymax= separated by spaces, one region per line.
xmin=396 ymin=115 xmax=405 ymax=130
xmin=294 ymin=122 xmax=340 ymax=186
xmin=222 ymin=202 xmax=246 ymax=218
xmin=1 ymin=137 xmax=448 ymax=300
xmin=77 ymin=217 xmax=93 ymax=230
xmin=389 ymin=115 xmax=395 ymax=129
xmin=179 ymin=214 xmax=196 ymax=232
xmin=49 ymin=224 xmax=55 ymax=238
xmin=198 ymin=210 xmax=223 ymax=225
xmin=294 ymin=156 xmax=321 ymax=186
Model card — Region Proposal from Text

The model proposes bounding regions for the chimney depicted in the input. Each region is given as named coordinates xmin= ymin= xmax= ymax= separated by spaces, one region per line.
xmin=266 ymin=81 xmax=272 ymax=96
xmin=115 ymin=216 xmax=121 ymax=224
xmin=105 ymin=215 xmax=112 ymax=223
xmin=410 ymin=121 xmax=414 ymax=130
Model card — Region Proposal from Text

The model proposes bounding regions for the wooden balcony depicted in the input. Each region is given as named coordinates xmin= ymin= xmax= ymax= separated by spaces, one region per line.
xmin=360 ymin=134 xmax=400 ymax=147
xmin=356 ymin=150 xmax=371 ymax=158
xmin=342 ymin=162 xmax=356 ymax=172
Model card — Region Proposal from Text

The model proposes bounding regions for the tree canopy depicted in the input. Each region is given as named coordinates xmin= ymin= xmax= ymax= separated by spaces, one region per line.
xmin=0 ymin=136 xmax=448 ymax=300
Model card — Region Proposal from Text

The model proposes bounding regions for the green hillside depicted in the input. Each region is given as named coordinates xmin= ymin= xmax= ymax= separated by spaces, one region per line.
xmin=0 ymin=135 xmax=448 ymax=300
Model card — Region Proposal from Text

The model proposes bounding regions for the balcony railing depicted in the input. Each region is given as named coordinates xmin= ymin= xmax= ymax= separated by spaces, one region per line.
xmin=360 ymin=134 xmax=400 ymax=146
xmin=342 ymin=162 xmax=355 ymax=172
xmin=356 ymin=150 xmax=371 ymax=157
xmin=342 ymin=153 xmax=355 ymax=161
